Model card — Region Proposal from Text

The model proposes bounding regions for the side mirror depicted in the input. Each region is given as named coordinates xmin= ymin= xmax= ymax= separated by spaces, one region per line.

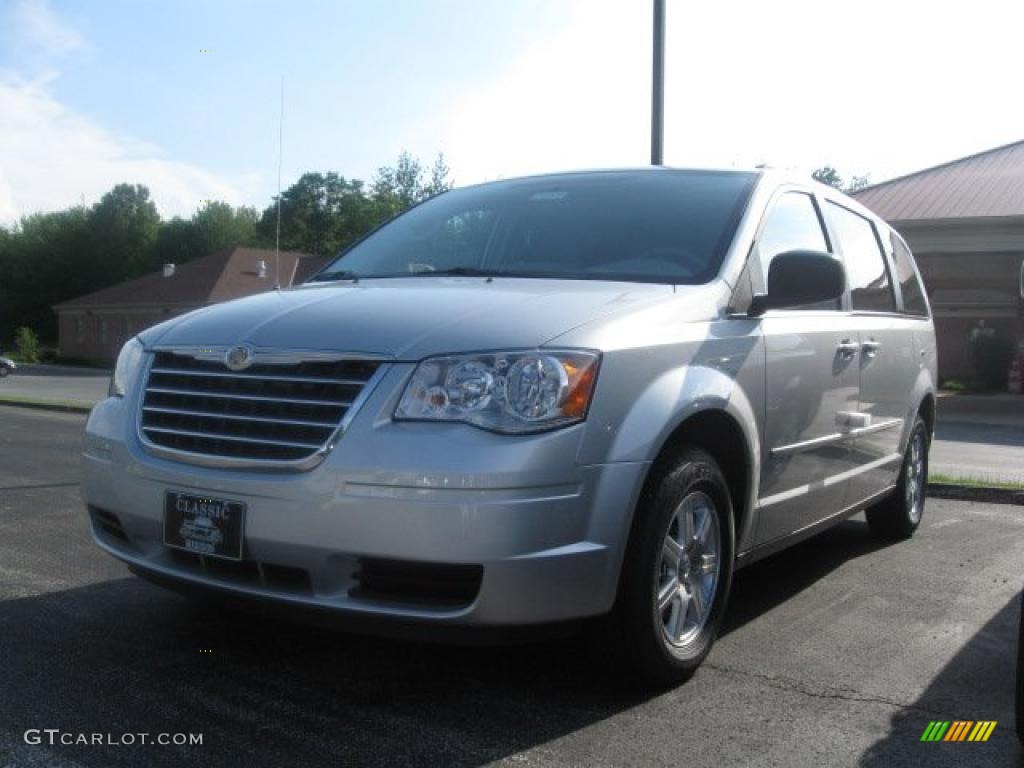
xmin=749 ymin=249 xmax=845 ymax=316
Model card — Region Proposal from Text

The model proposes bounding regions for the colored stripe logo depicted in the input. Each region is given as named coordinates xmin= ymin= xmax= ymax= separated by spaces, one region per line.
xmin=920 ymin=721 xmax=996 ymax=742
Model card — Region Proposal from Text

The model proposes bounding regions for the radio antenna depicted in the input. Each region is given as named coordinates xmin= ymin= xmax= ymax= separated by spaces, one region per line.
xmin=274 ymin=75 xmax=284 ymax=289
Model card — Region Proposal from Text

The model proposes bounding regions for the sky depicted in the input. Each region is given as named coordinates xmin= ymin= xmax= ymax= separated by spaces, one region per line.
xmin=2 ymin=0 xmax=1024 ymax=225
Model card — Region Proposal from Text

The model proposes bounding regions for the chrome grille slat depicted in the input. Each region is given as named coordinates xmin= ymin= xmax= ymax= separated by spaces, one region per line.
xmin=139 ymin=350 xmax=383 ymax=467
xmin=145 ymin=386 xmax=353 ymax=408
xmin=149 ymin=367 xmax=370 ymax=386
xmin=142 ymin=405 xmax=338 ymax=429
xmin=142 ymin=425 xmax=324 ymax=450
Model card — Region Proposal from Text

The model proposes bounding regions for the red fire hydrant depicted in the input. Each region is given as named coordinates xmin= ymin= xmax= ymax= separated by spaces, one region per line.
xmin=1009 ymin=354 xmax=1023 ymax=394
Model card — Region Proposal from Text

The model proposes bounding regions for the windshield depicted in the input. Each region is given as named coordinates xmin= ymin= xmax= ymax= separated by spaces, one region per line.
xmin=314 ymin=170 xmax=756 ymax=284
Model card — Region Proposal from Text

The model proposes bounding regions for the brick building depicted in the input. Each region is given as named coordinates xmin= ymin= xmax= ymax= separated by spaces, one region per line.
xmin=54 ymin=246 xmax=327 ymax=363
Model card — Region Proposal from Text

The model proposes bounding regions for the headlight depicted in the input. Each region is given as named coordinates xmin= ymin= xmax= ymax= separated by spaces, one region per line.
xmin=109 ymin=337 xmax=145 ymax=397
xmin=395 ymin=350 xmax=600 ymax=434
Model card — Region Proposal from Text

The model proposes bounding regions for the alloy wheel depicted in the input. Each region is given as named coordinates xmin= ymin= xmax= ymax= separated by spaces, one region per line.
xmin=906 ymin=430 xmax=926 ymax=524
xmin=657 ymin=491 xmax=721 ymax=648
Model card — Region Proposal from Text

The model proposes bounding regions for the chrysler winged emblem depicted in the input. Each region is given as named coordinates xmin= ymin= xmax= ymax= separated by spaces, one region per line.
xmin=224 ymin=345 xmax=254 ymax=371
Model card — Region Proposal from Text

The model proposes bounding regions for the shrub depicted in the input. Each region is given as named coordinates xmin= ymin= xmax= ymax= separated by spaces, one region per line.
xmin=971 ymin=334 xmax=1014 ymax=390
xmin=13 ymin=326 xmax=40 ymax=364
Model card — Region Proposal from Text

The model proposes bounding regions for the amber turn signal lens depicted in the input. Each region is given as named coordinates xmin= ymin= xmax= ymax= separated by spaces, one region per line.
xmin=562 ymin=358 xmax=599 ymax=418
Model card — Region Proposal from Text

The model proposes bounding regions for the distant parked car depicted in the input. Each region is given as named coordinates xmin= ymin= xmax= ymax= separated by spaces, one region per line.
xmin=0 ymin=355 xmax=16 ymax=377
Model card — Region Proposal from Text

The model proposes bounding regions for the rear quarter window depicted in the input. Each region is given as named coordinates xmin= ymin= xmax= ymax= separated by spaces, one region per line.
xmin=889 ymin=233 xmax=929 ymax=316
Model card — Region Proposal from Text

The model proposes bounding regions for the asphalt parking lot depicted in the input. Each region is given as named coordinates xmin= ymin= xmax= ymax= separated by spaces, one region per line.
xmin=0 ymin=405 xmax=1021 ymax=767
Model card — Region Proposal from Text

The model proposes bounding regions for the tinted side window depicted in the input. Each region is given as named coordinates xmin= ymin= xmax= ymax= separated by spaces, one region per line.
xmin=757 ymin=192 xmax=837 ymax=310
xmin=889 ymin=233 xmax=928 ymax=316
xmin=826 ymin=203 xmax=896 ymax=312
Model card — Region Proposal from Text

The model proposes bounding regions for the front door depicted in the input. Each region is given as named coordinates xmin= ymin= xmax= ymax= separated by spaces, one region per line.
xmin=758 ymin=314 xmax=860 ymax=542
xmin=750 ymin=190 xmax=860 ymax=544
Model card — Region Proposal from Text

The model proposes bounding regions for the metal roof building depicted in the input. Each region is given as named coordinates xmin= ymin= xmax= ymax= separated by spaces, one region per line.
xmin=854 ymin=141 xmax=1024 ymax=384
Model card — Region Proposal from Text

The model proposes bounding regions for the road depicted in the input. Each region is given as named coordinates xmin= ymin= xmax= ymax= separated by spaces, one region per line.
xmin=0 ymin=406 xmax=1021 ymax=767
xmin=0 ymin=368 xmax=109 ymax=408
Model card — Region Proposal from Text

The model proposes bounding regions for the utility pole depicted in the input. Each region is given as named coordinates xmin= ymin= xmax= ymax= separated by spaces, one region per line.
xmin=651 ymin=0 xmax=665 ymax=165
xmin=275 ymin=76 xmax=284 ymax=290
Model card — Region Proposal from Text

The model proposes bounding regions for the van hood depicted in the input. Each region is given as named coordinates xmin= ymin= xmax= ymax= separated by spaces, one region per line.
xmin=142 ymin=277 xmax=699 ymax=359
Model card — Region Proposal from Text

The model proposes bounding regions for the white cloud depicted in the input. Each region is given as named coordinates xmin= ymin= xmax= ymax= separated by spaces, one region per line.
xmin=7 ymin=0 xmax=88 ymax=62
xmin=0 ymin=0 xmax=262 ymax=225
xmin=0 ymin=74 xmax=258 ymax=225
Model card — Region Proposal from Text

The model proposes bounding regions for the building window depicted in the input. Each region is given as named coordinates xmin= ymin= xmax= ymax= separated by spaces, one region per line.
xmin=99 ymin=318 xmax=109 ymax=344
xmin=75 ymin=317 xmax=85 ymax=343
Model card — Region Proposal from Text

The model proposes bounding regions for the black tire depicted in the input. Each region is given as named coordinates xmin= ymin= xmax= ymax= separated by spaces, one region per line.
xmin=612 ymin=446 xmax=735 ymax=686
xmin=0 ymin=366 xmax=8 ymax=377
xmin=1016 ymin=589 xmax=1023 ymax=742
xmin=865 ymin=415 xmax=929 ymax=540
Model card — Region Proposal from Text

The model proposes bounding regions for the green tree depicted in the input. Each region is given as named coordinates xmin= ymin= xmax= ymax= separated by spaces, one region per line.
xmin=812 ymin=166 xmax=872 ymax=194
xmin=845 ymin=175 xmax=871 ymax=194
xmin=258 ymin=173 xmax=376 ymax=255
xmin=152 ymin=215 xmax=199 ymax=266
xmin=193 ymin=202 xmax=259 ymax=256
xmin=812 ymin=166 xmax=843 ymax=189
xmin=423 ymin=152 xmax=454 ymax=200
xmin=371 ymin=151 xmax=453 ymax=220
xmin=87 ymin=184 xmax=161 ymax=279
xmin=14 ymin=326 xmax=40 ymax=363
xmin=0 ymin=206 xmax=92 ymax=342
xmin=153 ymin=202 xmax=260 ymax=266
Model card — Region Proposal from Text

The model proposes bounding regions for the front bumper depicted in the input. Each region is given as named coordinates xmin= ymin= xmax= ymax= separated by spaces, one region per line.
xmin=81 ymin=367 xmax=648 ymax=626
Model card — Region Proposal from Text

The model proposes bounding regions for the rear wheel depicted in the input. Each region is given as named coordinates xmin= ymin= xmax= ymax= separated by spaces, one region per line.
xmin=865 ymin=415 xmax=928 ymax=540
xmin=0 ymin=366 xmax=8 ymax=377
xmin=612 ymin=447 xmax=735 ymax=686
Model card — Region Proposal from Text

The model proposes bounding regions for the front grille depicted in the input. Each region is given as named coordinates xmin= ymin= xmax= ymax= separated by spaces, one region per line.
xmin=140 ymin=350 xmax=382 ymax=465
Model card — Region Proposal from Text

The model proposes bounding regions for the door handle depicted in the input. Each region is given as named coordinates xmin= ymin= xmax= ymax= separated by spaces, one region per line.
xmin=862 ymin=339 xmax=881 ymax=358
xmin=836 ymin=340 xmax=860 ymax=358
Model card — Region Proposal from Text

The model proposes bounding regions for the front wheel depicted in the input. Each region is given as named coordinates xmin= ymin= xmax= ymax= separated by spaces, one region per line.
xmin=0 ymin=366 xmax=8 ymax=378
xmin=612 ymin=447 xmax=735 ymax=686
xmin=865 ymin=415 xmax=929 ymax=540
xmin=1016 ymin=590 xmax=1023 ymax=742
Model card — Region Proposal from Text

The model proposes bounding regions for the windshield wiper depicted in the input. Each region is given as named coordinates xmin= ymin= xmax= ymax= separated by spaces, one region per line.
xmin=408 ymin=267 xmax=510 ymax=277
xmin=308 ymin=270 xmax=360 ymax=283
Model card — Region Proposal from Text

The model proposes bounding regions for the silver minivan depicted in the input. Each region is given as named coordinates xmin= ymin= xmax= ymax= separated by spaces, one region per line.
xmin=82 ymin=168 xmax=936 ymax=684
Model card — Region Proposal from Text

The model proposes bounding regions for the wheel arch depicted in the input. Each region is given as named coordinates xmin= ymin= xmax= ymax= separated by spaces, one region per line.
xmin=918 ymin=391 xmax=936 ymax=442
xmin=634 ymin=406 xmax=758 ymax=559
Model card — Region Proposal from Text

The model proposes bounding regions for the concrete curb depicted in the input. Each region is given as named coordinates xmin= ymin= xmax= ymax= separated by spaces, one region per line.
xmin=929 ymin=483 xmax=1024 ymax=506
xmin=0 ymin=397 xmax=94 ymax=415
